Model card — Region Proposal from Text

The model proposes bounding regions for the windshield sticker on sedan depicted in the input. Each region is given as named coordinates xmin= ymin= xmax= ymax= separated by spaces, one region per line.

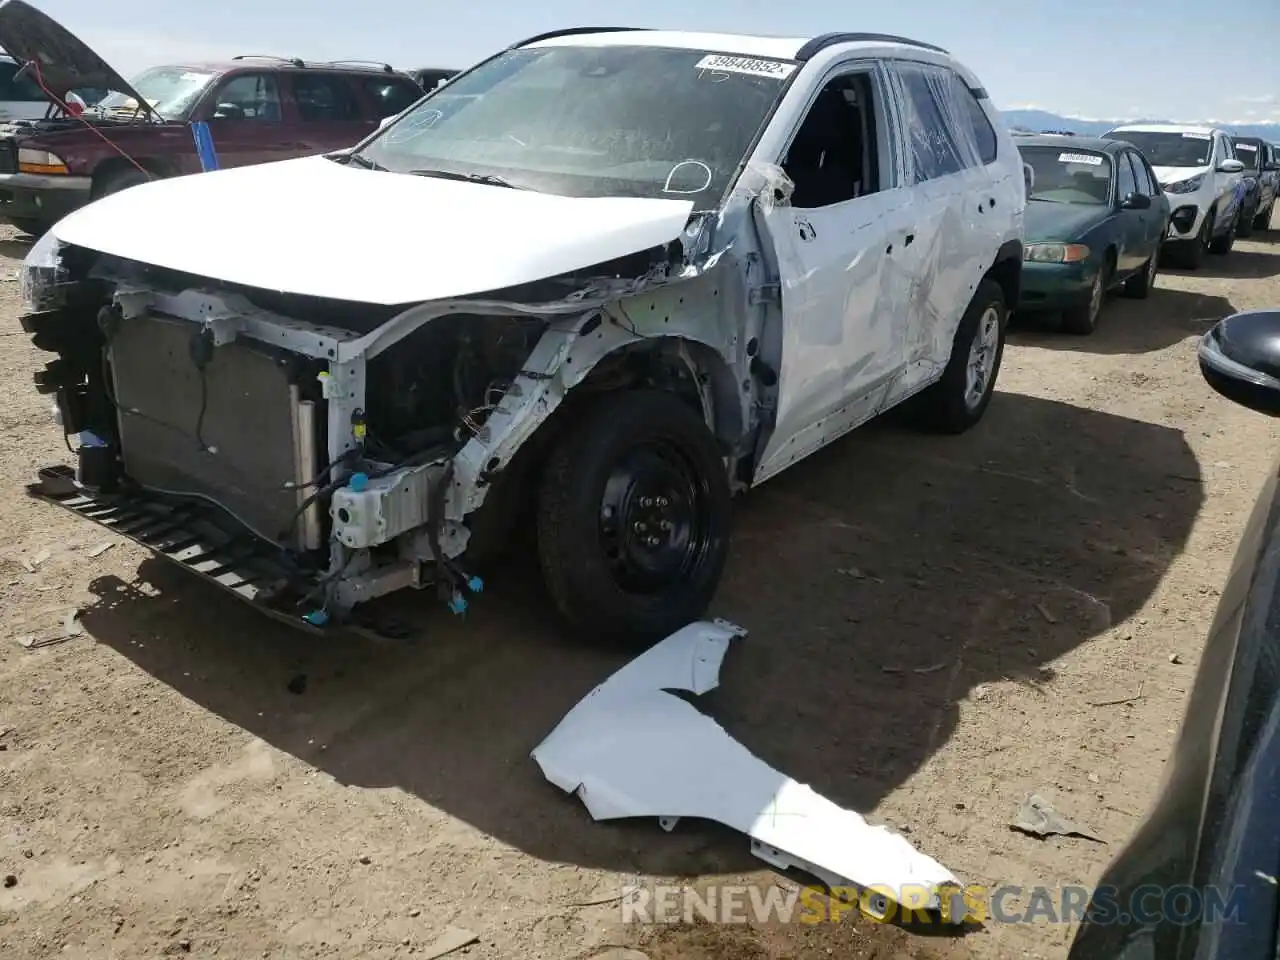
xmin=695 ymin=54 xmax=796 ymax=80
xmin=1235 ymin=143 xmax=1257 ymax=151
xmin=1058 ymin=152 xmax=1103 ymax=165
xmin=1181 ymin=132 xmax=1211 ymax=140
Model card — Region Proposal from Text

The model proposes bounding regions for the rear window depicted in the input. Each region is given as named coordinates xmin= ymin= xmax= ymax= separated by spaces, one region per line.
xmin=293 ymin=73 xmax=361 ymax=121
xmin=360 ymin=76 xmax=422 ymax=119
xmin=0 ymin=60 xmax=46 ymax=102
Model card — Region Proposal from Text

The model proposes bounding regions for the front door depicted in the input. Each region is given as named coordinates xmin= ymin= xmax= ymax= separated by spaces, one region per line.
xmin=1114 ymin=151 xmax=1147 ymax=275
xmin=1127 ymin=150 xmax=1165 ymax=268
xmin=753 ymin=62 xmax=912 ymax=483
xmin=197 ymin=72 xmax=302 ymax=169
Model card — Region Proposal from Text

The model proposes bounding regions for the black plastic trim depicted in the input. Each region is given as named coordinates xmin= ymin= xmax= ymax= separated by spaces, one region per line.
xmin=509 ymin=27 xmax=652 ymax=50
xmin=795 ymin=33 xmax=948 ymax=61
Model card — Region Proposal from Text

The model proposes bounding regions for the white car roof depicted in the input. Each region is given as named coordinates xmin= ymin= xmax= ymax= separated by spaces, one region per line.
xmin=525 ymin=29 xmax=955 ymax=64
xmin=1109 ymin=123 xmax=1219 ymax=136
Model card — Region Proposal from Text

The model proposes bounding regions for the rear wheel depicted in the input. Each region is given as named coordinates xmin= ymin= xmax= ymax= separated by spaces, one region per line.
xmin=536 ymin=389 xmax=731 ymax=648
xmin=909 ymin=277 xmax=1007 ymax=433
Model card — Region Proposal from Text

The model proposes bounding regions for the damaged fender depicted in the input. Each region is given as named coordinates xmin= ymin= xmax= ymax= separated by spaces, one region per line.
xmin=531 ymin=619 xmax=962 ymax=917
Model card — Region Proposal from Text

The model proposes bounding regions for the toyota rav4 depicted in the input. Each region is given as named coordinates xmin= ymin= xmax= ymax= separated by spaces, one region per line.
xmin=20 ymin=28 xmax=1025 ymax=646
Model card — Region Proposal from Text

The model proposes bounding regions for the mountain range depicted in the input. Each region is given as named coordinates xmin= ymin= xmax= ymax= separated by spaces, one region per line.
xmin=1000 ymin=108 xmax=1280 ymax=143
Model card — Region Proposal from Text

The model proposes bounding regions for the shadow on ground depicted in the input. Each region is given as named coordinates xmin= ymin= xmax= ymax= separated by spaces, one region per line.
xmin=1162 ymin=246 xmax=1280 ymax=281
xmin=74 ymin=393 xmax=1203 ymax=948
xmin=0 ymin=236 xmax=33 ymax=260
xmin=1011 ymin=285 xmax=1234 ymax=355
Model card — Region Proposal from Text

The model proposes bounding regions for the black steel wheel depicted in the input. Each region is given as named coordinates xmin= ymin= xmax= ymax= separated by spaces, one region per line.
xmin=537 ymin=389 xmax=731 ymax=648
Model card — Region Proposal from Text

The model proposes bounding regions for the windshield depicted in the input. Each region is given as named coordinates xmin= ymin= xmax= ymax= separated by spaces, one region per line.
xmin=358 ymin=45 xmax=793 ymax=206
xmin=1231 ymin=138 xmax=1261 ymax=172
xmin=1019 ymin=146 xmax=1113 ymax=205
xmin=95 ymin=66 xmax=217 ymax=120
xmin=1105 ymin=131 xmax=1211 ymax=167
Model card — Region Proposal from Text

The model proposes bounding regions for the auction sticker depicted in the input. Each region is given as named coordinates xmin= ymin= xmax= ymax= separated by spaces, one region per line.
xmin=1236 ymin=142 xmax=1257 ymax=151
xmin=695 ymin=54 xmax=796 ymax=80
xmin=1181 ymin=132 xmax=1211 ymax=140
xmin=1058 ymin=152 xmax=1104 ymax=165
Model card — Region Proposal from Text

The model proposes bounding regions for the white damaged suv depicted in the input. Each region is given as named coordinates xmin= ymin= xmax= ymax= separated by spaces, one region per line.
xmin=1103 ymin=123 xmax=1245 ymax=269
xmin=20 ymin=28 xmax=1024 ymax=645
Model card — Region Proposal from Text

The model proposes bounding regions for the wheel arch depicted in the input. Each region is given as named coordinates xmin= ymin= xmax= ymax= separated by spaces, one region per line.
xmin=984 ymin=238 xmax=1023 ymax=313
xmin=89 ymin=156 xmax=170 ymax=197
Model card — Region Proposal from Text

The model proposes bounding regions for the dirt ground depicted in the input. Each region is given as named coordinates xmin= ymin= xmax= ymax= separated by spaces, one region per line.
xmin=1 ymin=212 xmax=1278 ymax=960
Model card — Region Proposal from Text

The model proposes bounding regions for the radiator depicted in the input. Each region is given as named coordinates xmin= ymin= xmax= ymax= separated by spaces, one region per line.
xmin=109 ymin=313 xmax=317 ymax=546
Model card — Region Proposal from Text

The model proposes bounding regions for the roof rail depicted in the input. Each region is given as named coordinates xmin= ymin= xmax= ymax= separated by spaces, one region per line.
xmin=232 ymin=54 xmax=306 ymax=68
xmin=509 ymin=27 xmax=651 ymax=49
xmin=795 ymin=33 xmax=948 ymax=61
xmin=324 ymin=59 xmax=395 ymax=73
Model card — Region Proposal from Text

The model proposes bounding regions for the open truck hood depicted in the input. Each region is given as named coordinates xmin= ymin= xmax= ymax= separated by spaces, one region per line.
xmin=0 ymin=0 xmax=149 ymax=105
xmin=49 ymin=154 xmax=699 ymax=306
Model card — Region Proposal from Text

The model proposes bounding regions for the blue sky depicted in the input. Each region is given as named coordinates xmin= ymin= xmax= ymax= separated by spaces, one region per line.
xmin=33 ymin=0 xmax=1280 ymax=123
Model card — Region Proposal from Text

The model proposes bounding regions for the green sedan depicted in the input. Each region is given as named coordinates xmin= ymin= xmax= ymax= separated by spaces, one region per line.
xmin=1015 ymin=135 xmax=1171 ymax=335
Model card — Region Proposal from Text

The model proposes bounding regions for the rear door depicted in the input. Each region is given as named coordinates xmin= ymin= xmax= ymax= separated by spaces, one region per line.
xmin=287 ymin=71 xmax=374 ymax=153
xmin=1130 ymin=149 xmax=1168 ymax=259
xmin=355 ymin=74 xmax=424 ymax=123
xmin=882 ymin=60 xmax=1001 ymax=401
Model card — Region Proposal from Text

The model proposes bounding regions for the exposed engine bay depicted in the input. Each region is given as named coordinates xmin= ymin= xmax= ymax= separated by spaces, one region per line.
xmin=20 ymin=225 xmax=752 ymax=634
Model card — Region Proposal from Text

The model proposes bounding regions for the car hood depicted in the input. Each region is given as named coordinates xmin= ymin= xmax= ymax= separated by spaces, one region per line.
xmin=49 ymin=154 xmax=700 ymax=306
xmin=1152 ymin=164 xmax=1210 ymax=189
xmin=1025 ymin=200 xmax=1109 ymax=243
xmin=0 ymin=0 xmax=149 ymax=107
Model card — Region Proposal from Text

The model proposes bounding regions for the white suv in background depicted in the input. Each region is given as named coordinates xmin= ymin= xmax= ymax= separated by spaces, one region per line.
xmin=1102 ymin=124 xmax=1245 ymax=269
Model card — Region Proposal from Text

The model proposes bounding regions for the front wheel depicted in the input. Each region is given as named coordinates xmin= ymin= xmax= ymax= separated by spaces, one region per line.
xmin=1254 ymin=202 xmax=1275 ymax=232
xmin=1208 ymin=209 xmax=1237 ymax=255
xmin=536 ymin=389 xmax=732 ymax=648
xmin=1062 ymin=264 xmax=1108 ymax=335
xmin=908 ymin=277 xmax=1007 ymax=433
xmin=93 ymin=166 xmax=152 ymax=200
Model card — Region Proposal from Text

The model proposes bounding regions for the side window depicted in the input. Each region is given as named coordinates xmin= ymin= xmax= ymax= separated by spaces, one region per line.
xmin=293 ymin=73 xmax=361 ymax=122
xmin=1129 ymin=152 xmax=1154 ymax=195
xmin=360 ymin=77 xmax=422 ymax=119
xmin=956 ymin=80 xmax=997 ymax=164
xmin=780 ymin=71 xmax=883 ymax=209
xmin=0 ymin=61 xmax=46 ymax=102
xmin=895 ymin=65 xmax=965 ymax=181
xmin=1117 ymin=151 xmax=1138 ymax=200
xmin=211 ymin=73 xmax=281 ymax=121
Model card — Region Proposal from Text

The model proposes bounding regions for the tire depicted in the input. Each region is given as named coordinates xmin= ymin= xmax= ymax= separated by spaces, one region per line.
xmin=1255 ymin=202 xmax=1274 ymax=232
xmin=1063 ymin=261 xmax=1109 ymax=335
xmin=1208 ymin=208 xmax=1237 ymax=255
xmin=1122 ymin=249 xmax=1158 ymax=299
xmin=536 ymin=389 xmax=731 ymax=648
xmin=7 ymin=217 xmax=50 ymax=237
xmin=94 ymin=166 xmax=152 ymax=199
xmin=908 ymin=277 xmax=1007 ymax=433
xmin=1176 ymin=212 xmax=1212 ymax=269
xmin=1238 ymin=204 xmax=1255 ymax=238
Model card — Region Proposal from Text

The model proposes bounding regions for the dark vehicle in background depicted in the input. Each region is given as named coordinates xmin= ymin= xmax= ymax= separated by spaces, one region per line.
xmin=411 ymin=66 xmax=458 ymax=91
xmin=0 ymin=0 xmax=422 ymax=236
xmin=1015 ymin=134 xmax=1169 ymax=335
xmin=1067 ymin=308 xmax=1280 ymax=960
xmin=1230 ymin=136 xmax=1278 ymax=236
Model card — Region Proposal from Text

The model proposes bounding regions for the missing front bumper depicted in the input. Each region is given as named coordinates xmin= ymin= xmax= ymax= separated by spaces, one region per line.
xmin=29 ymin=464 xmax=330 ymax=633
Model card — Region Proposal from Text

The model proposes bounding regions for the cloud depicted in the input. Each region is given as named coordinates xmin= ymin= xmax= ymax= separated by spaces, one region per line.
xmin=1234 ymin=94 xmax=1278 ymax=105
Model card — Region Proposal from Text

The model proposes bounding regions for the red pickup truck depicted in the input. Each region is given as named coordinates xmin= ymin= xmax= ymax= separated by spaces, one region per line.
xmin=0 ymin=0 xmax=424 ymax=235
